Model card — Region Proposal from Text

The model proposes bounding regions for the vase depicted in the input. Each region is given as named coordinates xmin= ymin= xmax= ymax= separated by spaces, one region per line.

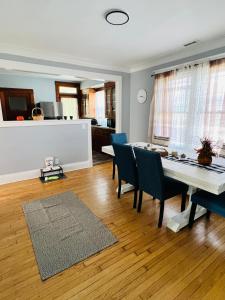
xmin=197 ymin=154 xmax=212 ymax=166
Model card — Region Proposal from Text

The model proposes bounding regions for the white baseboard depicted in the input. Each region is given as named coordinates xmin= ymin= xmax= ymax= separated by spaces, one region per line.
xmin=0 ymin=160 xmax=92 ymax=185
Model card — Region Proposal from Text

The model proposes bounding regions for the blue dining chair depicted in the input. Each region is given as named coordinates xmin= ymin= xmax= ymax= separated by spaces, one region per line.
xmin=134 ymin=147 xmax=188 ymax=227
xmin=111 ymin=133 xmax=128 ymax=179
xmin=112 ymin=143 xmax=138 ymax=209
xmin=189 ymin=190 xmax=225 ymax=228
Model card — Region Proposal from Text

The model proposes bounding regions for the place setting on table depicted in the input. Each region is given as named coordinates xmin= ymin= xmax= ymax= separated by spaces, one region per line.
xmin=135 ymin=138 xmax=225 ymax=175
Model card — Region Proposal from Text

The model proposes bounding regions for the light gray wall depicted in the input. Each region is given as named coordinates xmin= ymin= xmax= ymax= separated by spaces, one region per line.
xmin=130 ymin=68 xmax=154 ymax=142
xmin=0 ymin=74 xmax=56 ymax=103
xmin=0 ymin=123 xmax=89 ymax=175
xmin=129 ymin=46 xmax=225 ymax=142
xmin=0 ymin=53 xmax=131 ymax=136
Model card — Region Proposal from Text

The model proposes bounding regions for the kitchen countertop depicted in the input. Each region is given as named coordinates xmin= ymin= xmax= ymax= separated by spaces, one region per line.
xmin=91 ymin=125 xmax=115 ymax=130
xmin=0 ymin=119 xmax=91 ymax=127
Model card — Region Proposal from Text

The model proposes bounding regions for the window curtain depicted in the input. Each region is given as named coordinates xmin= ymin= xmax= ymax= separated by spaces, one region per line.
xmin=204 ymin=59 xmax=225 ymax=143
xmin=169 ymin=62 xmax=210 ymax=150
xmin=149 ymin=71 xmax=175 ymax=141
xmin=88 ymin=89 xmax=96 ymax=117
xmin=149 ymin=58 xmax=225 ymax=151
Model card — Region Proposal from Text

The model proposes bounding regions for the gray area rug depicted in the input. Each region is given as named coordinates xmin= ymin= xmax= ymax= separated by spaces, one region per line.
xmin=22 ymin=191 xmax=117 ymax=280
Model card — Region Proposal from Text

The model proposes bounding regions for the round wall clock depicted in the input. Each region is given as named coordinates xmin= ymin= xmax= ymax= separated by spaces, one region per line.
xmin=137 ymin=89 xmax=147 ymax=103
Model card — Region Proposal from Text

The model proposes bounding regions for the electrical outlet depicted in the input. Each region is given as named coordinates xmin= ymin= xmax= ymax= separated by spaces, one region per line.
xmin=55 ymin=157 xmax=60 ymax=165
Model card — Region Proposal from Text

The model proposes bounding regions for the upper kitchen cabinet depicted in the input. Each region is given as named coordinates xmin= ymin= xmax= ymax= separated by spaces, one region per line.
xmin=0 ymin=88 xmax=34 ymax=120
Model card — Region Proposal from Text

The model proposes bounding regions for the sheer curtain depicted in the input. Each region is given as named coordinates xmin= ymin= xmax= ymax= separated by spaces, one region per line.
xmin=150 ymin=71 xmax=175 ymax=140
xmin=150 ymin=58 xmax=225 ymax=151
xmin=169 ymin=63 xmax=210 ymax=150
xmin=204 ymin=59 xmax=225 ymax=143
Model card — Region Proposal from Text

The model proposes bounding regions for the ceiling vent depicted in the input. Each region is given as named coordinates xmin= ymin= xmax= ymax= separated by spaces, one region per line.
xmin=184 ymin=41 xmax=197 ymax=47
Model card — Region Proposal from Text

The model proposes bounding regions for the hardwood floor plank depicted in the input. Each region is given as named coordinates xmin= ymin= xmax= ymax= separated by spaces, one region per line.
xmin=203 ymin=274 xmax=225 ymax=300
xmin=174 ymin=253 xmax=225 ymax=299
xmin=1 ymin=162 xmax=225 ymax=299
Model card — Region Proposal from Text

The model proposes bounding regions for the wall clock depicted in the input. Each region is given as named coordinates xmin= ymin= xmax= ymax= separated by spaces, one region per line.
xmin=137 ymin=89 xmax=147 ymax=103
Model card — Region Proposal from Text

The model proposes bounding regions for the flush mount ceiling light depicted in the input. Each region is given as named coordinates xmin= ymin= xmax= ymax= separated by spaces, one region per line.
xmin=105 ymin=10 xmax=129 ymax=25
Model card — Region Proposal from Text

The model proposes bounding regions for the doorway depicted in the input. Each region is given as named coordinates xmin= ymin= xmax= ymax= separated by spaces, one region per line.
xmin=81 ymin=81 xmax=116 ymax=165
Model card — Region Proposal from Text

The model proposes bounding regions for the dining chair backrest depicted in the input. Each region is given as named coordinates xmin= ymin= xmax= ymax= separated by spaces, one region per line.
xmin=112 ymin=143 xmax=138 ymax=186
xmin=111 ymin=133 xmax=128 ymax=145
xmin=134 ymin=147 xmax=164 ymax=200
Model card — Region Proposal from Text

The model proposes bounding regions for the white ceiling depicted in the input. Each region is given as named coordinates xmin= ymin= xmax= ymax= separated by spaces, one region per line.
xmin=0 ymin=69 xmax=86 ymax=81
xmin=0 ymin=0 xmax=225 ymax=72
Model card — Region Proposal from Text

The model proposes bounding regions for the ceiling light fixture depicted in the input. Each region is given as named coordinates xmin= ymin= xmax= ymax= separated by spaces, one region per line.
xmin=105 ymin=10 xmax=129 ymax=25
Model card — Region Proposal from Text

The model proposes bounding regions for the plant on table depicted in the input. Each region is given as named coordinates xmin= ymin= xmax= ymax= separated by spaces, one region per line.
xmin=195 ymin=137 xmax=215 ymax=166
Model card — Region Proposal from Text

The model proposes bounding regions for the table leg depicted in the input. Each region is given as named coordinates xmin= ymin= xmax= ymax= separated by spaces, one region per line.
xmin=116 ymin=183 xmax=134 ymax=195
xmin=167 ymin=186 xmax=207 ymax=233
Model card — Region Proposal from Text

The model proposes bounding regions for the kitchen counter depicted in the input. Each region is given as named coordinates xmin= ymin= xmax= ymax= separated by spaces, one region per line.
xmin=91 ymin=125 xmax=115 ymax=152
xmin=91 ymin=125 xmax=115 ymax=130
xmin=0 ymin=119 xmax=91 ymax=127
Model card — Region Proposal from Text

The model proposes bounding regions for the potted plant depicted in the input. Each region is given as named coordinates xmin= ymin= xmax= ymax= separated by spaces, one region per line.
xmin=196 ymin=138 xmax=215 ymax=166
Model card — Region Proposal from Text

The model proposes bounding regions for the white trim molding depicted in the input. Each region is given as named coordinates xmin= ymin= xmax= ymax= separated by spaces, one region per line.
xmin=0 ymin=43 xmax=130 ymax=73
xmin=130 ymin=36 xmax=225 ymax=73
xmin=0 ymin=160 xmax=92 ymax=185
xmin=1 ymin=36 xmax=225 ymax=74
xmin=0 ymin=119 xmax=91 ymax=127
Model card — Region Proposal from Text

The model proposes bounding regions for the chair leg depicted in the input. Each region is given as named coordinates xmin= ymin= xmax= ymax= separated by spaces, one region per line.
xmin=188 ymin=203 xmax=197 ymax=228
xmin=181 ymin=191 xmax=187 ymax=212
xmin=112 ymin=160 xmax=115 ymax=179
xmin=118 ymin=179 xmax=122 ymax=199
xmin=137 ymin=190 xmax=143 ymax=213
xmin=133 ymin=188 xmax=138 ymax=209
xmin=158 ymin=201 xmax=165 ymax=228
xmin=206 ymin=210 xmax=211 ymax=220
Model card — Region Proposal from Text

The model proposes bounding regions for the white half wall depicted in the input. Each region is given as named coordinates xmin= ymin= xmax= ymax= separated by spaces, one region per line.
xmin=0 ymin=120 xmax=92 ymax=184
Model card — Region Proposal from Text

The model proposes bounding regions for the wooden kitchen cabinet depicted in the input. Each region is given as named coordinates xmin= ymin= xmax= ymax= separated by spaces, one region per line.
xmin=0 ymin=88 xmax=34 ymax=120
xmin=92 ymin=126 xmax=115 ymax=152
xmin=104 ymin=82 xmax=115 ymax=120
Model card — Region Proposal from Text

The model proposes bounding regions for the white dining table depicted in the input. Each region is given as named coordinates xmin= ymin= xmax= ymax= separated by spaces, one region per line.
xmin=102 ymin=142 xmax=225 ymax=232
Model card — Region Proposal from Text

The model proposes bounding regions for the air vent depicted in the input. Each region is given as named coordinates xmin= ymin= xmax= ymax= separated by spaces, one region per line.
xmin=184 ymin=41 xmax=197 ymax=47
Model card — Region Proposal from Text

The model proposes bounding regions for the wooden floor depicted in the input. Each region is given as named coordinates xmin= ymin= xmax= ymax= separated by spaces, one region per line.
xmin=1 ymin=162 xmax=225 ymax=300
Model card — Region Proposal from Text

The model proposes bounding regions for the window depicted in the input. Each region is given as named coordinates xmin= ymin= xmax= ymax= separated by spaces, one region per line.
xmin=95 ymin=90 xmax=107 ymax=126
xmin=55 ymin=81 xmax=80 ymax=119
xmin=150 ymin=58 xmax=225 ymax=150
xmin=82 ymin=88 xmax=107 ymax=126
xmin=58 ymin=86 xmax=78 ymax=94
xmin=82 ymin=88 xmax=96 ymax=118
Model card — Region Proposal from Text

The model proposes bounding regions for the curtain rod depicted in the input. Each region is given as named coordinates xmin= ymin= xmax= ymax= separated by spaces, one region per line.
xmin=151 ymin=64 xmax=199 ymax=77
xmin=150 ymin=53 xmax=225 ymax=77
